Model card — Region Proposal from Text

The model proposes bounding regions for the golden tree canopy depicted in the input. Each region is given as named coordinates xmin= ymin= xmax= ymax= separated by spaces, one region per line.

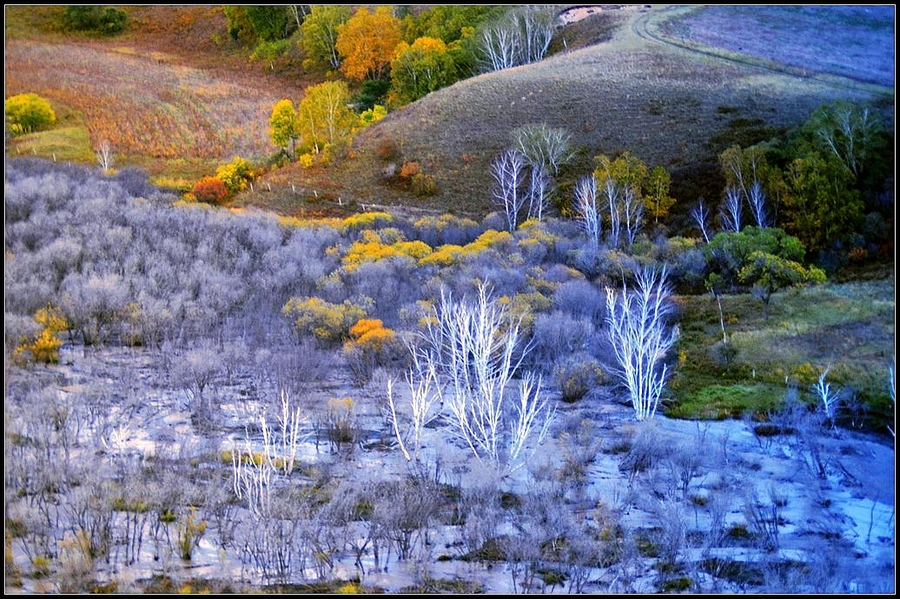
xmin=335 ymin=6 xmax=402 ymax=81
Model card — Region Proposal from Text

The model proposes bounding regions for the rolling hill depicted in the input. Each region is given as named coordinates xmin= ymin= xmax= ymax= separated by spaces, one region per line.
xmin=311 ymin=5 xmax=893 ymax=218
xmin=5 ymin=5 xmax=894 ymax=220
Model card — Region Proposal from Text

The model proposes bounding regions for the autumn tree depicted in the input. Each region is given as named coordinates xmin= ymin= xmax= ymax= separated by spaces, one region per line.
xmin=298 ymin=5 xmax=350 ymax=71
xmin=335 ymin=6 xmax=402 ymax=82
xmin=646 ymin=166 xmax=676 ymax=224
xmin=296 ymin=81 xmax=357 ymax=155
xmin=594 ymin=153 xmax=650 ymax=247
xmin=5 ymin=93 xmax=56 ymax=135
xmin=389 ymin=37 xmax=458 ymax=106
xmin=595 ymin=152 xmax=649 ymax=197
xmin=268 ymin=99 xmax=299 ymax=157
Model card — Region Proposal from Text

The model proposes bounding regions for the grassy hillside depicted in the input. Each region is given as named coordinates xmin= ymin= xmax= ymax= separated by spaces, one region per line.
xmin=4 ymin=5 xmax=309 ymax=188
xmin=4 ymin=5 xmax=894 ymax=217
xmin=670 ymin=272 xmax=895 ymax=428
xmin=316 ymin=5 xmax=892 ymax=218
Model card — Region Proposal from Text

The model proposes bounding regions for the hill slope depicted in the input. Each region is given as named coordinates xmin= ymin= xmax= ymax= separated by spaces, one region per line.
xmin=5 ymin=5 xmax=893 ymax=219
xmin=310 ymin=5 xmax=892 ymax=217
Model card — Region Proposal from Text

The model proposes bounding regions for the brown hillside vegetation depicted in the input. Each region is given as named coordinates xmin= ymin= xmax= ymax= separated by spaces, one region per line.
xmin=4 ymin=5 xmax=309 ymax=182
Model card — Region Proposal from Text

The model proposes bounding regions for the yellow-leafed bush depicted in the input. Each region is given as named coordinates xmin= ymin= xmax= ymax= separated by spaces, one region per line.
xmin=283 ymin=297 xmax=368 ymax=344
xmin=5 ymin=93 xmax=56 ymax=135
xmin=343 ymin=318 xmax=402 ymax=385
xmin=215 ymin=156 xmax=255 ymax=193
xmin=341 ymin=231 xmax=432 ymax=271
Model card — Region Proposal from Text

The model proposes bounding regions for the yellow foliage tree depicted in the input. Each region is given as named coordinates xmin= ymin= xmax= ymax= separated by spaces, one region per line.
xmin=5 ymin=93 xmax=56 ymax=135
xmin=268 ymin=99 xmax=299 ymax=157
xmin=296 ymin=81 xmax=357 ymax=154
xmin=282 ymin=296 xmax=368 ymax=344
xmin=335 ymin=6 xmax=402 ymax=81
xmin=14 ymin=304 xmax=68 ymax=364
xmin=215 ymin=156 xmax=255 ymax=192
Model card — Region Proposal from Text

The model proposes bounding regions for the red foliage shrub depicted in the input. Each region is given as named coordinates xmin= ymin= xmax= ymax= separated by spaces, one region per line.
xmin=191 ymin=176 xmax=230 ymax=205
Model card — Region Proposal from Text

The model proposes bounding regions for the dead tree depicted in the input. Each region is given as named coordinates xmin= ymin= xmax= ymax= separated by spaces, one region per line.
xmin=491 ymin=148 xmax=527 ymax=232
xmin=605 ymin=265 xmax=680 ymax=421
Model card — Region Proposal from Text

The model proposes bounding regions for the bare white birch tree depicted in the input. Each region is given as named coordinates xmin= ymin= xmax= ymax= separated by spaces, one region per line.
xmin=479 ymin=6 xmax=555 ymax=72
xmin=690 ymin=199 xmax=713 ymax=243
xmin=526 ymin=163 xmax=552 ymax=221
xmin=622 ymin=184 xmax=645 ymax=246
xmin=605 ymin=265 xmax=680 ymax=421
xmin=813 ymin=103 xmax=878 ymax=178
xmin=480 ymin=20 xmax=521 ymax=72
xmin=387 ymin=350 xmax=441 ymax=462
xmin=231 ymin=390 xmax=305 ymax=517
xmin=747 ymin=179 xmax=771 ymax=228
xmin=813 ymin=365 xmax=839 ymax=428
xmin=511 ymin=123 xmax=574 ymax=177
xmin=418 ymin=283 xmax=555 ymax=469
xmin=719 ymin=186 xmax=743 ymax=233
xmin=517 ymin=6 xmax=555 ymax=65
xmin=602 ymin=175 xmax=622 ymax=249
xmin=95 ymin=140 xmax=114 ymax=173
xmin=511 ymin=123 xmax=573 ymax=221
xmin=573 ymin=174 xmax=601 ymax=246
xmin=491 ymin=148 xmax=527 ymax=232
xmin=889 ymin=359 xmax=895 ymax=438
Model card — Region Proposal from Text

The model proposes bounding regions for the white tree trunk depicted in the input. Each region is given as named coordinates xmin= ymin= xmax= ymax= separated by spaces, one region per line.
xmin=605 ymin=266 xmax=680 ymax=421
xmin=720 ymin=186 xmax=743 ymax=233
xmin=491 ymin=149 xmax=527 ymax=232
xmin=574 ymin=174 xmax=601 ymax=246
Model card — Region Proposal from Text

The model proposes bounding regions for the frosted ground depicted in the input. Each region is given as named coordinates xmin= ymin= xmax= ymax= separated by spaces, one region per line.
xmin=7 ymin=340 xmax=894 ymax=594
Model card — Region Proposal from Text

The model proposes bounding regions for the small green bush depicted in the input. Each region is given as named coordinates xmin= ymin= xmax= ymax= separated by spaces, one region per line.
xmin=63 ymin=6 xmax=127 ymax=35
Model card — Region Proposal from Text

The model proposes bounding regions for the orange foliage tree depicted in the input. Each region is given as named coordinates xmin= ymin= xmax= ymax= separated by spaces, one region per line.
xmin=335 ymin=6 xmax=402 ymax=81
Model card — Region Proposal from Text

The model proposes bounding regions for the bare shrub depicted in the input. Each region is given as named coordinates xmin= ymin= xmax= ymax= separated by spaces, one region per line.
xmin=530 ymin=311 xmax=596 ymax=369
xmin=554 ymin=355 xmax=604 ymax=403
xmin=552 ymin=278 xmax=606 ymax=322
xmin=619 ymin=421 xmax=667 ymax=483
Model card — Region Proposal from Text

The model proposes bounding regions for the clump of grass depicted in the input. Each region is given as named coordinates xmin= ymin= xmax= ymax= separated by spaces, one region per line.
xmin=668 ymin=383 xmax=783 ymax=420
xmin=6 ymin=102 xmax=94 ymax=164
xmin=670 ymin=279 xmax=894 ymax=423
